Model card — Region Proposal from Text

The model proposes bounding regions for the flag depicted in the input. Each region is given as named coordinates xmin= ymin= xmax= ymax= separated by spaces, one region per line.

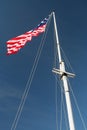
xmin=6 ymin=16 xmax=49 ymax=55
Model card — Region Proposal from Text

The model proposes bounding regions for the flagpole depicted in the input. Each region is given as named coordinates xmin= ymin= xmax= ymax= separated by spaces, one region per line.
xmin=52 ymin=12 xmax=76 ymax=130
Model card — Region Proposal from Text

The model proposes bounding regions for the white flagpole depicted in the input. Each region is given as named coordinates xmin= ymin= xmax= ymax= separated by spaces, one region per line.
xmin=52 ymin=12 xmax=76 ymax=130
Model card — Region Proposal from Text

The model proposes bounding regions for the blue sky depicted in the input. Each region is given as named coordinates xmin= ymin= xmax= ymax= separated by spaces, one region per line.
xmin=0 ymin=0 xmax=87 ymax=130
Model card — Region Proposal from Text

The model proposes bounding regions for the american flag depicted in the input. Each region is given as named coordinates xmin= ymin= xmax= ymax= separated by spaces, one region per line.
xmin=6 ymin=17 xmax=49 ymax=55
